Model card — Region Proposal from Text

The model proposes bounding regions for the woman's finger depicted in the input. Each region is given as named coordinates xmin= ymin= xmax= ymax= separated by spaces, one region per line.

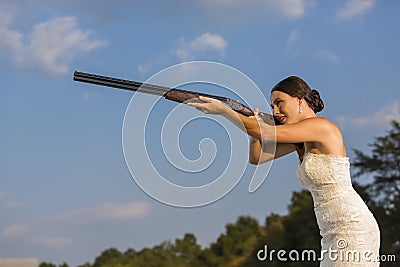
xmin=187 ymin=102 xmax=204 ymax=108
xmin=198 ymin=96 xmax=213 ymax=103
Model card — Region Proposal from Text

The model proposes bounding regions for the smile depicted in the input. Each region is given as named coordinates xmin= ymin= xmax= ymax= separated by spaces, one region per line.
xmin=276 ymin=116 xmax=286 ymax=124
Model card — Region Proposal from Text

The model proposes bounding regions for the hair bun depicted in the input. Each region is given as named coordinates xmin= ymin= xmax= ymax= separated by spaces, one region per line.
xmin=310 ymin=89 xmax=324 ymax=113
xmin=270 ymin=76 xmax=325 ymax=113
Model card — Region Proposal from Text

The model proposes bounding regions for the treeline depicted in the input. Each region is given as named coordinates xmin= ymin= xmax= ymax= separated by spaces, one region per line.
xmin=40 ymin=121 xmax=400 ymax=267
xmin=40 ymin=190 xmax=321 ymax=267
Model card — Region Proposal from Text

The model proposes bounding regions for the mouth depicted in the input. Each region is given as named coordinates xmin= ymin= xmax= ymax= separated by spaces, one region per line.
xmin=275 ymin=116 xmax=286 ymax=124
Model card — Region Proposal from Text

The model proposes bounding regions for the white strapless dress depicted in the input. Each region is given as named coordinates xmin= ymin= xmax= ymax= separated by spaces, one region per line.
xmin=296 ymin=152 xmax=380 ymax=266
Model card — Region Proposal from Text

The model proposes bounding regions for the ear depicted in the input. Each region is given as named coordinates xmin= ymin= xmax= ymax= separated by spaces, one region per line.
xmin=297 ymin=97 xmax=303 ymax=105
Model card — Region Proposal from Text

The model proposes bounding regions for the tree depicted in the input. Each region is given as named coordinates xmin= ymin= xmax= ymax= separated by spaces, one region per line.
xmin=39 ymin=263 xmax=69 ymax=267
xmin=352 ymin=120 xmax=400 ymax=265
xmin=172 ymin=233 xmax=202 ymax=266
xmin=92 ymin=247 xmax=122 ymax=267
xmin=209 ymin=216 xmax=262 ymax=266
xmin=242 ymin=190 xmax=320 ymax=267
xmin=352 ymin=120 xmax=400 ymax=205
xmin=283 ymin=190 xmax=320 ymax=252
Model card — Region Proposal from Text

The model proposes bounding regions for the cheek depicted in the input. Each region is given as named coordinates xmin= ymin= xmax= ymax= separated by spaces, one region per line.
xmin=279 ymin=102 xmax=289 ymax=111
xmin=282 ymin=103 xmax=297 ymax=115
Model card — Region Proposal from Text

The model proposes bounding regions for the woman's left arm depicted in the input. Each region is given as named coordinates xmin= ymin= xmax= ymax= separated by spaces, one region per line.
xmin=268 ymin=118 xmax=331 ymax=143
xmin=187 ymin=96 xmax=330 ymax=144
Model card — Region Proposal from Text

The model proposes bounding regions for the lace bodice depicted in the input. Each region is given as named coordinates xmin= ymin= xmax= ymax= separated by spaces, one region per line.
xmin=296 ymin=153 xmax=353 ymax=204
xmin=296 ymin=152 xmax=380 ymax=266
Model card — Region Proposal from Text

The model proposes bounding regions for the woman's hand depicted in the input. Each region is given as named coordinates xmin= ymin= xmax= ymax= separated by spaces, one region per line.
xmin=188 ymin=98 xmax=268 ymax=141
xmin=187 ymin=96 xmax=229 ymax=115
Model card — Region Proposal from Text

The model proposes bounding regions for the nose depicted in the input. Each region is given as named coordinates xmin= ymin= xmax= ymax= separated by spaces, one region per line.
xmin=273 ymin=105 xmax=280 ymax=116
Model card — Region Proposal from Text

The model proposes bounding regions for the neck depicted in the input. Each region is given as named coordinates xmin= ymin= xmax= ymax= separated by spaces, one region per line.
xmin=299 ymin=109 xmax=317 ymax=121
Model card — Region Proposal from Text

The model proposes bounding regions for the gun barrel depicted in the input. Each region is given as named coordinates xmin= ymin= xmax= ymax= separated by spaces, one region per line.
xmin=73 ymin=71 xmax=255 ymax=116
xmin=73 ymin=71 xmax=170 ymax=96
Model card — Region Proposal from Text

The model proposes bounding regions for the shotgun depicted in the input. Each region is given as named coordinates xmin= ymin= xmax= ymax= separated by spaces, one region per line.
xmin=73 ymin=71 xmax=305 ymax=153
xmin=73 ymin=71 xmax=278 ymax=124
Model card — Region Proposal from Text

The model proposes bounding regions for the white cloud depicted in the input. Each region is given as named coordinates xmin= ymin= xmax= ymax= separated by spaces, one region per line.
xmin=0 ymin=192 xmax=20 ymax=208
xmin=137 ymin=56 xmax=170 ymax=77
xmin=137 ymin=33 xmax=227 ymax=75
xmin=0 ymin=192 xmax=7 ymax=201
xmin=336 ymin=0 xmax=375 ymax=20
xmin=191 ymin=33 xmax=227 ymax=52
xmin=82 ymin=91 xmax=98 ymax=102
xmin=0 ymin=15 xmax=105 ymax=74
xmin=2 ymin=223 xmax=30 ymax=238
xmin=288 ymin=29 xmax=300 ymax=43
xmin=285 ymin=30 xmax=302 ymax=58
xmin=176 ymin=33 xmax=227 ymax=61
xmin=269 ymin=0 xmax=313 ymax=19
xmin=0 ymin=21 xmax=23 ymax=58
xmin=50 ymin=201 xmax=150 ymax=224
xmin=33 ymin=236 xmax=73 ymax=249
xmin=198 ymin=0 xmax=314 ymax=20
xmin=315 ymin=49 xmax=340 ymax=63
xmin=137 ymin=64 xmax=151 ymax=77
xmin=336 ymin=101 xmax=400 ymax=129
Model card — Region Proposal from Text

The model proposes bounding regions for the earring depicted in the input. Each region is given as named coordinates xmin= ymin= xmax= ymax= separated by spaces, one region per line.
xmin=299 ymin=105 xmax=302 ymax=113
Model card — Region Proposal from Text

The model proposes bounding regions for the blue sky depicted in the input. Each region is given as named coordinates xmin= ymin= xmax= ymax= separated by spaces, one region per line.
xmin=1 ymin=0 xmax=400 ymax=265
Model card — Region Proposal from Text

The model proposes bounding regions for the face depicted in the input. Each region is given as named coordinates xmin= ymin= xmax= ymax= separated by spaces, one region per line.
xmin=270 ymin=91 xmax=301 ymax=124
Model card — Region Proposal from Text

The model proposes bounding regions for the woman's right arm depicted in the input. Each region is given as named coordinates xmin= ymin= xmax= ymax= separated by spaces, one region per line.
xmin=249 ymin=138 xmax=297 ymax=165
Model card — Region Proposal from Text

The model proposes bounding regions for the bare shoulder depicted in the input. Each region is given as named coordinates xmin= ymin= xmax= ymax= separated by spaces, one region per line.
xmin=306 ymin=117 xmax=346 ymax=155
xmin=315 ymin=117 xmax=342 ymax=133
xmin=307 ymin=117 xmax=344 ymax=147
xmin=302 ymin=117 xmax=340 ymax=131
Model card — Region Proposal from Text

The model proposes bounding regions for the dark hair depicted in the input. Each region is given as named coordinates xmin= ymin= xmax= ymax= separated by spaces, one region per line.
xmin=271 ymin=76 xmax=324 ymax=113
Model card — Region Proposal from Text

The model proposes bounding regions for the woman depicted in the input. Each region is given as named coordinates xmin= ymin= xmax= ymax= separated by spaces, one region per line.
xmin=188 ymin=76 xmax=380 ymax=266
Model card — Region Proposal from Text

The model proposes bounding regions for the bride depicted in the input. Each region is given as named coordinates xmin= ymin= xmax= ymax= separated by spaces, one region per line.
xmin=188 ymin=76 xmax=380 ymax=266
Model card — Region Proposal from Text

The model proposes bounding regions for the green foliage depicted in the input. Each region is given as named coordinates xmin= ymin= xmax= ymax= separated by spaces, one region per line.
xmin=283 ymin=190 xmax=320 ymax=251
xmin=244 ymin=190 xmax=319 ymax=267
xmin=172 ymin=233 xmax=202 ymax=266
xmin=352 ymin=120 xmax=400 ymax=266
xmin=39 ymin=263 xmax=69 ymax=267
xmin=92 ymin=247 xmax=123 ymax=267
xmin=211 ymin=216 xmax=261 ymax=257
xmin=39 ymin=263 xmax=57 ymax=267
xmin=352 ymin=120 xmax=400 ymax=205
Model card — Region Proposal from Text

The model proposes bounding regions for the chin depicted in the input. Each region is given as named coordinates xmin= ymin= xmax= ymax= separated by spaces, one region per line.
xmin=282 ymin=119 xmax=293 ymax=125
xmin=281 ymin=118 xmax=289 ymax=125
